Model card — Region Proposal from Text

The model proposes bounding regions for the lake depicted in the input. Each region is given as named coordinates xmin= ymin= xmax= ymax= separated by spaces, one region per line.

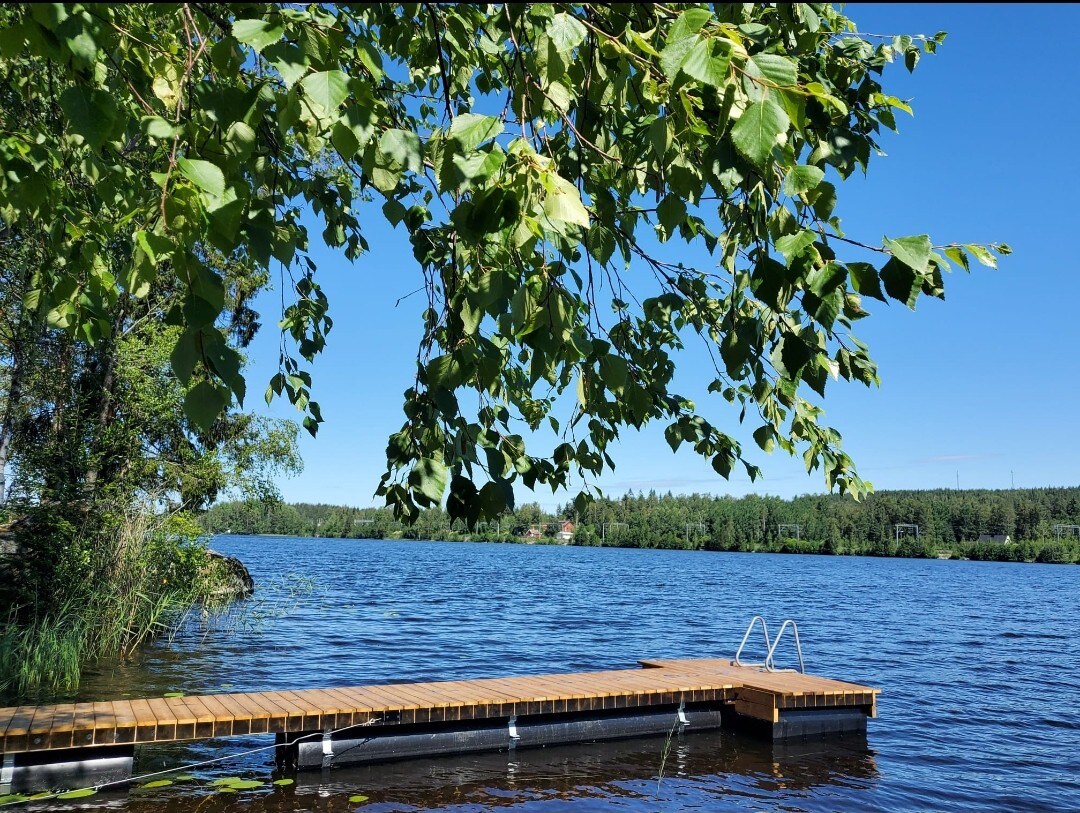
xmin=67 ymin=536 xmax=1079 ymax=812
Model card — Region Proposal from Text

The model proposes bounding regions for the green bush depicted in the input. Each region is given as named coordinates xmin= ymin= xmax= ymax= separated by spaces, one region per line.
xmin=0 ymin=507 xmax=237 ymax=700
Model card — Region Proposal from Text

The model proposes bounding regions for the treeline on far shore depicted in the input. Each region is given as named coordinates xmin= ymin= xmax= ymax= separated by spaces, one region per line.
xmin=198 ymin=486 xmax=1080 ymax=564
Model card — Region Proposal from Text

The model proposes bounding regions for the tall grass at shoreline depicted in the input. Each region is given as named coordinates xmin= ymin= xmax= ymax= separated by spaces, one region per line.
xmin=0 ymin=505 xmax=238 ymax=702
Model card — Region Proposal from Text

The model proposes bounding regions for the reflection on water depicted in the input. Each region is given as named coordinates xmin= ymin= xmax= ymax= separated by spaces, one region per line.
xmin=66 ymin=729 xmax=877 ymax=813
xmin=15 ymin=537 xmax=1080 ymax=812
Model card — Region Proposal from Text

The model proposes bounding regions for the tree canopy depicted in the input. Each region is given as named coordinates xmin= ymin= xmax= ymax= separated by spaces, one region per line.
xmin=0 ymin=3 xmax=1008 ymax=525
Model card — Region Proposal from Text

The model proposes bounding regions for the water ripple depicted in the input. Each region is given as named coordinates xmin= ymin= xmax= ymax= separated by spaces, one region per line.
xmin=65 ymin=538 xmax=1080 ymax=813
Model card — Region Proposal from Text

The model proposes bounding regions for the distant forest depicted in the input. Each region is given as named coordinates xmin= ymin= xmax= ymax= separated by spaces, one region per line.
xmin=199 ymin=487 xmax=1080 ymax=563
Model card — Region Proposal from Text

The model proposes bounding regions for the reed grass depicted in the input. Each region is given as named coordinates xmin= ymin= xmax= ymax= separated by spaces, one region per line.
xmin=0 ymin=502 xmax=237 ymax=701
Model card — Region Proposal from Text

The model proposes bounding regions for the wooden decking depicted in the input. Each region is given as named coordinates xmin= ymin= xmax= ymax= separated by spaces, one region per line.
xmin=0 ymin=659 xmax=878 ymax=755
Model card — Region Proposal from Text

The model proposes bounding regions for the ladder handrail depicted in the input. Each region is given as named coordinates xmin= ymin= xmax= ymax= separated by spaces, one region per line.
xmin=765 ymin=619 xmax=805 ymax=674
xmin=733 ymin=615 xmax=771 ymax=668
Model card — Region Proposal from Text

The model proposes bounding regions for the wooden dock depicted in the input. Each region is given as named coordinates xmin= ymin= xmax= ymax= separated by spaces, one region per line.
xmin=0 ymin=658 xmax=878 ymax=792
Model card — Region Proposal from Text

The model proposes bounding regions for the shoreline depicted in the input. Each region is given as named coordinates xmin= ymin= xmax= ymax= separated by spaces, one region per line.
xmin=207 ymin=532 xmax=1078 ymax=564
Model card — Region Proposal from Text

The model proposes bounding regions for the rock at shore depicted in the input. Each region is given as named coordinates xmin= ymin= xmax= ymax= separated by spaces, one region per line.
xmin=207 ymin=550 xmax=255 ymax=599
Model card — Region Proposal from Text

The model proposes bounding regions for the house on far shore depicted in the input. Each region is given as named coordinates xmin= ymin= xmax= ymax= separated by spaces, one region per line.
xmin=522 ymin=520 xmax=575 ymax=543
xmin=555 ymin=520 xmax=574 ymax=543
xmin=977 ymin=533 xmax=1011 ymax=544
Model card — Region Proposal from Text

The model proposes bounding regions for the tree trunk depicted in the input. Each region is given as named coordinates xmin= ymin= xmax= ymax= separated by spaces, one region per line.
xmin=82 ymin=301 xmax=125 ymax=498
xmin=82 ymin=342 xmax=118 ymax=497
xmin=0 ymin=362 xmax=22 ymax=504
xmin=0 ymin=290 xmax=44 ymax=503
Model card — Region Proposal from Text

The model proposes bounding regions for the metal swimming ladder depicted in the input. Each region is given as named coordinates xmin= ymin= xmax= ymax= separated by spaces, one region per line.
xmin=733 ymin=615 xmax=806 ymax=674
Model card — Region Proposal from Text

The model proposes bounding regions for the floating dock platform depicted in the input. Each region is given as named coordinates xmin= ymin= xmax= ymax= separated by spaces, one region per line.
xmin=0 ymin=657 xmax=878 ymax=793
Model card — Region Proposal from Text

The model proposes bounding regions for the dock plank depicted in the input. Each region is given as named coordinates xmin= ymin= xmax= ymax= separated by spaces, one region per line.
xmin=0 ymin=658 xmax=878 ymax=754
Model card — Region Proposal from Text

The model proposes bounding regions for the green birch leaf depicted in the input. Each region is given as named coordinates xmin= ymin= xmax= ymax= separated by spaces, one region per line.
xmin=300 ymin=70 xmax=350 ymax=113
xmin=543 ymin=174 xmax=590 ymax=228
xmin=753 ymin=425 xmax=775 ymax=453
xmin=379 ymin=129 xmax=423 ymax=173
xmin=548 ymin=12 xmax=587 ymax=54
xmin=774 ymin=230 xmax=816 ymax=265
xmin=459 ymin=299 xmax=482 ymax=335
xmin=847 ymin=262 xmax=886 ymax=301
xmin=669 ymin=8 xmax=712 ymax=40
xmin=170 ymin=330 xmax=198 ymax=384
xmin=811 ymin=287 xmax=843 ymax=329
xmin=332 ymin=120 xmax=361 ymax=159
xmin=448 ymin=114 xmax=504 ymax=152
xmin=232 ymin=19 xmax=284 ymax=52
xmin=477 ymin=481 xmax=507 ymax=516
xmin=806 ymin=261 xmax=846 ymax=298
xmin=712 ymin=450 xmax=733 ymax=478
xmin=177 ymin=158 xmax=225 ymax=199
xmin=409 ymin=458 xmax=447 ymax=504
xmin=656 ymin=194 xmax=687 ymax=236
xmin=771 ymin=334 xmax=813 ymax=377
xmin=451 ymin=149 xmax=505 ymax=188
xmin=944 ymin=245 xmax=970 ymax=271
xmin=184 ymin=381 xmax=229 ymax=432
xmin=783 ymin=165 xmax=824 ymax=195
xmin=59 ymin=86 xmax=116 ymax=149
xmin=263 ymin=41 xmax=308 ymax=86
xmin=141 ymin=116 xmax=179 ymax=140
xmin=879 ymin=257 xmax=920 ymax=307
xmin=884 ymin=234 xmax=931 ymax=271
xmin=966 ymin=243 xmax=997 ymax=268
xmin=680 ymin=37 xmax=731 ymax=88
xmin=426 ymin=355 xmax=464 ymax=388
xmin=750 ymin=53 xmax=798 ymax=87
xmin=225 ymin=121 xmax=256 ymax=155
xmin=659 ymin=36 xmax=697 ymax=82
xmin=730 ymin=98 xmax=789 ymax=167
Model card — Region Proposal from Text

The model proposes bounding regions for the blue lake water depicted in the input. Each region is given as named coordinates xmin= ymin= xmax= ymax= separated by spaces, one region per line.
xmin=71 ymin=536 xmax=1080 ymax=812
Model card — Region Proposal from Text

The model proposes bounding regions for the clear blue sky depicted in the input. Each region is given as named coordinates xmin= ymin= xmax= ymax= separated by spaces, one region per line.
xmin=243 ymin=4 xmax=1080 ymax=511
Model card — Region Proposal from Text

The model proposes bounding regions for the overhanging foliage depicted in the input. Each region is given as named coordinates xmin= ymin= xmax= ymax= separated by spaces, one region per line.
xmin=0 ymin=4 xmax=1009 ymax=524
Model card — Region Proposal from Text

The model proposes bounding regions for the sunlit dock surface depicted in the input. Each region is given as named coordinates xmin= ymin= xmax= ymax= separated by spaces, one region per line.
xmin=0 ymin=658 xmax=877 ymax=792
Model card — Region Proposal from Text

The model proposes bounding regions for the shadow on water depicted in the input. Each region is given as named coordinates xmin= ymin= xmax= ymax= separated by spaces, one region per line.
xmin=75 ymin=730 xmax=876 ymax=813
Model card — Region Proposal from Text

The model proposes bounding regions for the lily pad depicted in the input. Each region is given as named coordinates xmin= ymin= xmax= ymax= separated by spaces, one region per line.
xmin=272 ymin=778 xmax=294 ymax=786
xmin=141 ymin=780 xmax=173 ymax=788
xmin=163 ymin=692 xmax=185 ymax=698
xmin=349 ymin=794 xmax=370 ymax=803
xmin=174 ymin=774 xmax=197 ymax=781
xmin=226 ymin=780 xmax=264 ymax=790
xmin=0 ymin=794 xmax=29 ymax=804
xmin=211 ymin=777 xmax=244 ymax=786
xmin=58 ymin=788 xmax=97 ymax=799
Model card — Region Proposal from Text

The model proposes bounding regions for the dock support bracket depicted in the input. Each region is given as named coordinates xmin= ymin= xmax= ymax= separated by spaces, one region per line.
xmin=677 ymin=700 xmax=689 ymax=729
xmin=507 ymin=715 xmax=520 ymax=749
xmin=1 ymin=753 xmax=14 ymax=791
xmin=321 ymin=731 xmax=333 ymax=770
